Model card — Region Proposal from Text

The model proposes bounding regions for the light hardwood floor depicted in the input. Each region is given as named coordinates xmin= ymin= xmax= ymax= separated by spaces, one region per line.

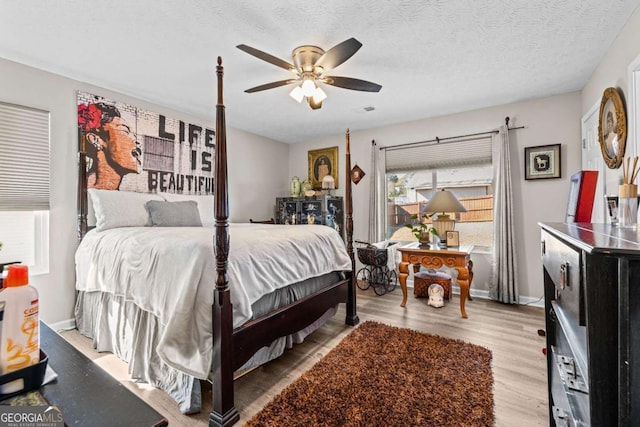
xmin=60 ymin=288 xmax=548 ymax=426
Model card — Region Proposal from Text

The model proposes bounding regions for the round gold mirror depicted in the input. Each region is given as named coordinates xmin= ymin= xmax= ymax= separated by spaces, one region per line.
xmin=597 ymin=87 xmax=627 ymax=169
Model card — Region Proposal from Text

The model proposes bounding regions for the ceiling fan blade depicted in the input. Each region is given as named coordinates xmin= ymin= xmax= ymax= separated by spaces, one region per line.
xmin=315 ymin=38 xmax=362 ymax=71
xmin=245 ymin=79 xmax=298 ymax=93
xmin=309 ymin=98 xmax=322 ymax=110
xmin=324 ymin=76 xmax=382 ymax=92
xmin=237 ymin=44 xmax=295 ymax=71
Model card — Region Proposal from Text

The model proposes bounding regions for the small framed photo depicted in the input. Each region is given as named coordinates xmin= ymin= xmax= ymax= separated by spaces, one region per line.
xmin=524 ymin=144 xmax=561 ymax=180
xmin=351 ymin=164 xmax=365 ymax=185
xmin=445 ymin=230 xmax=459 ymax=247
xmin=605 ymin=195 xmax=619 ymax=224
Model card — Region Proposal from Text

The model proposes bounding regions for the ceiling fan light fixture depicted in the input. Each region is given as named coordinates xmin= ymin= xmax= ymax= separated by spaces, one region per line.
xmin=309 ymin=97 xmax=322 ymax=110
xmin=312 ymin=86 xmax=327 ymax=102
xmin=301 ymin=77 xmax=316 ymax=97
xmin=289 ymin=85 xmax=304 ymax=103
xmin=238 ymin=38 xmax=382 ymax=109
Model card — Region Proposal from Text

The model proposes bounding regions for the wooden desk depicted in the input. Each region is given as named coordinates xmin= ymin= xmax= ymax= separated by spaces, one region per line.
xmin=398 ymin=245 xmax=474 ymax=318
xmin=39 ymin=323 xmax=168 ymax=427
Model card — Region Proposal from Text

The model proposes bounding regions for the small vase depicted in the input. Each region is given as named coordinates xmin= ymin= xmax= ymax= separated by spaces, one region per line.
xmin=618 ymin=184 xmax=638 ymax=228
xmin=301 ymin=180 xmax=312 ymax=195
xmin=290 ymin=176 xmax=301 ymax=197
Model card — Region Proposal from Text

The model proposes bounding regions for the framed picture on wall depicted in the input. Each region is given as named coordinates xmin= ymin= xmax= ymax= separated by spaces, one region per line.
xmin=524 ymin=144 xmax=561 ymax=180
xmin=351 ymin=164 xmax=365 ymax=185
xmin=308 ymin=147 xmax=339 ymax=190
xmin=597 ymin=86 xmax=627 ymax=169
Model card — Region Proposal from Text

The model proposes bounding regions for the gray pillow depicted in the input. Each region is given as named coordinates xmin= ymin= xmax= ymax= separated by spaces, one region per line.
xmin=145 ymin=200 xmax=203 ymax=227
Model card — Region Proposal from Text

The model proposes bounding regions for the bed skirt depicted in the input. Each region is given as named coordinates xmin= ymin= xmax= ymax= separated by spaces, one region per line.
xmin=75 ymin=291 xmax=337 ymax=414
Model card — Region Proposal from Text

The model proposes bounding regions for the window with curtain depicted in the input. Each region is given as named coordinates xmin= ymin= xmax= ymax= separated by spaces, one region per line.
xmin=385 ymin=136 xmax=494 ymax=250
xmin=0 ymin=102 xmax=50 ymax=274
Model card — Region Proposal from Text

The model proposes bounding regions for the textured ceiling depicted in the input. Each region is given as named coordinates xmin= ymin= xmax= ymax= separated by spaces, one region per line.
xmin=1 ymin=1 xmax=639 ymax=143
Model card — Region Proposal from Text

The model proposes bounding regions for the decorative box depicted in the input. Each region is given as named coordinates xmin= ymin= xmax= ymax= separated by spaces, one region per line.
xmin=414 ymin=270 xmax=452 ymax=300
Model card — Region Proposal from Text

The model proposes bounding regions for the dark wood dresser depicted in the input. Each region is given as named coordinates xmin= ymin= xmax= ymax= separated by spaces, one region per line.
xmin=40 ymin=323 xmax=168 ymax=427
xmin=540 ymin=222 xmax=640 ymax=426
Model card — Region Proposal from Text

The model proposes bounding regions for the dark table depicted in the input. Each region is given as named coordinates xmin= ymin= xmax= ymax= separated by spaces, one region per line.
xmin=40 ymin=322 xmax=168 ymax=426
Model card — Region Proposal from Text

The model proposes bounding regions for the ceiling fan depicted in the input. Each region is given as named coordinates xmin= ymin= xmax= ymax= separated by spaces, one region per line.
xmin=237 ymin=37 xmax=382 ymax=110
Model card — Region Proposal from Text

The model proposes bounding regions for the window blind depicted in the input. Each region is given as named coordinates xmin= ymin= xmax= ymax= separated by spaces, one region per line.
xmin=0 ymin=102 xmax=50 ymax=210
xmin=384 ymin=135 xmax=493 ymax=173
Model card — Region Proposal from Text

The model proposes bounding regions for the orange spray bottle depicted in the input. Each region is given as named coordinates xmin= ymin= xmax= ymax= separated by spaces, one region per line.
xmin=0 ymin=265 xmax=39 ymax=394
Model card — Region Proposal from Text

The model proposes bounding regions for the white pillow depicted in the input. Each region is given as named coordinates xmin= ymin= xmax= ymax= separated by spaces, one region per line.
xmin=88 ymin=189 xmax=163 ymax=231
xmin=159 ymin=192 xmax=215 ymax=226
xmin=372 ymin=240 xmax=389 ymax=249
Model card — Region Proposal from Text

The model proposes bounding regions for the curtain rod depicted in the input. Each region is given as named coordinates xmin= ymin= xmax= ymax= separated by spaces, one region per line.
xmin=379 ymin=116 xmax=525 ymax=151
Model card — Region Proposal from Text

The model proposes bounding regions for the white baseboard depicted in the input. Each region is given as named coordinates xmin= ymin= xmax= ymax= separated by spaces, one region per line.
xmin=426 ymin=284 xmax=545 ymax=308
xmin=47 ymin=318 xmax=76 ymax=332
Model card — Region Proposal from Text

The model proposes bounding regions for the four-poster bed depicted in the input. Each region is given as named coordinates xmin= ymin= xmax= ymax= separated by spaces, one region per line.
xmin=75 ymin=57 xmax=359 ymax=426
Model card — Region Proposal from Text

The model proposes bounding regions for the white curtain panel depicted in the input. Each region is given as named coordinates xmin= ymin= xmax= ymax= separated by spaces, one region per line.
xmin=368 ymin=140 xmax=386 ymax=243
xmin=490 ymin=126 xmax=519 ymax=304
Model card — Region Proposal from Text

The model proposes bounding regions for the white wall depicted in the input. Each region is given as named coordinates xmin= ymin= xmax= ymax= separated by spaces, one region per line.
xmin=0 ymin=57 xmax=290 ymax=326
xmin=289 ymin=92 xmax=583 ymax=301
xmin=582 ymin=7 xmax=640 ymax=193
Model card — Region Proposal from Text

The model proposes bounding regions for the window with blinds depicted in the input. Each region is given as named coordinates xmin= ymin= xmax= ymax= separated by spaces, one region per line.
xmin=385 ymin=135 xmax=493 ymax=173
xmin=0 ymin=102 xmax=50 ymax=210
xmin=384 ymin=135 xmax=494 ymax=249
xmin=0 ymin=102 xmax=50 ymax=274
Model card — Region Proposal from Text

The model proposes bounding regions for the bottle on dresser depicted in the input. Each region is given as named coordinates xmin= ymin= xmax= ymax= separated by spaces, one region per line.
xmin=0 ymin=264 xmax=39 ymax=394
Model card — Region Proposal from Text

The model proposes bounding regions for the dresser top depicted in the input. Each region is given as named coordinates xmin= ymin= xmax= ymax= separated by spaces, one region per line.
xmin=540 ymin=222 xmax=640 ymax=256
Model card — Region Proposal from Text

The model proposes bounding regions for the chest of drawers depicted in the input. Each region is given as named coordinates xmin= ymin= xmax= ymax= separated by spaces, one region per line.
xmin=540 ymin=222 xmax=640 ymax=426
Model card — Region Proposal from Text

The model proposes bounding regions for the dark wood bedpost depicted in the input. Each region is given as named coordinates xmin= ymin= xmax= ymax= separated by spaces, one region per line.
xmin=77 ymin=128 xmax=88 ymax=240
xmin=344 ymin=129 xmax=360 ymax=326
xmin=210 ymin=57 xmax=240 ymax=427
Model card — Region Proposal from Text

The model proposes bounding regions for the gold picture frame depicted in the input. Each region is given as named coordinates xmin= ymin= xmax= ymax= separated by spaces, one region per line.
xmin=308 ymin=146 xmax=339 ymax=190
xmin=597 ymin=87 xmax=627 ymax=169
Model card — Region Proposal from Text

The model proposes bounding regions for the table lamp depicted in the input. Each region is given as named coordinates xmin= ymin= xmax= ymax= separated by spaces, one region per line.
xmin=322 ymin=175 xmax=335 ymax=195
xmin=424 ymin=189 xmax=467 ymax=246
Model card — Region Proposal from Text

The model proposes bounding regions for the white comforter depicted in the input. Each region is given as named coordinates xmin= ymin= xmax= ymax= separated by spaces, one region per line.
xmin=75 ymin=223 xmax=351 ymax=379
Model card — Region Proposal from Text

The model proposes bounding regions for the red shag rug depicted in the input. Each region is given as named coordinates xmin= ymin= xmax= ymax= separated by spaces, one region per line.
xmin=245 ymin=321 xmax=494 ymax=426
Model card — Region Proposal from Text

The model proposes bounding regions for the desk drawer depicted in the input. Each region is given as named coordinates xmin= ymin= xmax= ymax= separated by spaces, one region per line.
xmin=542 ymin=231 xmax=584 ymax=326
xmin=550 ymin=345 xmax=589 ymax=426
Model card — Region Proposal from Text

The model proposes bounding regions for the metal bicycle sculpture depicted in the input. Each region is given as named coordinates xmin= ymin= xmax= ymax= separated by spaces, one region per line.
xmin=355 ymin=241 xmax=398 ymax=296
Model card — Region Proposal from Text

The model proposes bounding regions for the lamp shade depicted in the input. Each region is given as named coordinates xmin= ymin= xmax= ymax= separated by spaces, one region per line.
xmin=289 ymin=86 xmax=304 ymax=103
xmin=301 ymin=78 xmax=316 ymax=96
xmin=322 ymin=175 xmax=335 ymax=190
xmin=312 ymin=86 xmax=327 ymax=102
xmin=423 ymin=189 xmax=467 ymax=214
xmin=424 ymin=189 xmax=467 ymax=244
